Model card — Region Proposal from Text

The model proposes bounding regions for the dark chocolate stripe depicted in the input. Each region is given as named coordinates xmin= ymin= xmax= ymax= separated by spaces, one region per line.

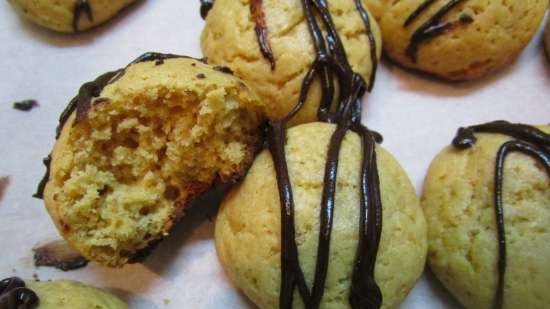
xmin=354 ymin=0 xmax=378 ymax=91
xmin=404 ymin=0 xmax=470 ymax=62
xmin=257 ymin=0 xmax=383 ymax=308
xmin=250 ymin=0 xmax=276 ymax=70
xmin=452 ymin=121 xmax=550 ymax=309
xmin=0 ymin=277 xmax=39 ymax=309
xmin=73 ymin=0 xmax=93 ymax=32
xmin=200 ymin=0 xmax=215 ymax=19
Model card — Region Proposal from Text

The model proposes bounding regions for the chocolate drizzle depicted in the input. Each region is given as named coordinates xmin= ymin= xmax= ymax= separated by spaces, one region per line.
xmin=404 ymin=0 xmax=471 ymax=62
xmin=200 ymin=0 xmax=215 ymax=19
xmin=73 ymin=0 xmax=93 ymax=32
xmin=452 ymin=121 xmax=550 ymax=309
xmin=256 ymin=0 xmax=382 ymax=308
xmin=250 ymin=0 xmax=276 ymax=70
xmin=0 ymin=277 xmax=39 ymax=309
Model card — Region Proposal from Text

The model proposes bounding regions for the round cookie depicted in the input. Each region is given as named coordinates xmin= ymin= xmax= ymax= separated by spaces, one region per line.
xmin=8 ymin=0 xmax=136 ymax=33
xmin=215 ymin=122 xmax=427 ymax=309
xmin=369 ymin=0 xmax=547 ymax=80
xmin=201 ymin=0 xmax=382 ymax=126
xmin=41 ymin=53 xmax=265 ymax=267
xmin=422 ymin=125 xmax=550 ymax=309
xmin=0 ymin=277 xmax=128 ymax=309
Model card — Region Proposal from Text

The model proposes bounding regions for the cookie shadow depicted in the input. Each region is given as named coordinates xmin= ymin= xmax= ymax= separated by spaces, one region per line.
xmin=140 ymin=184 xmax=230 ymax=277
xmin=423 ymin=268 xmax=465 ymax=309
xmin=382 ymin=55 xmax=515 ymax=99
xmin=107 ymin=288 xmax=161 ymax=309
xmin=11 ymin=0 xmax=147 ymax=47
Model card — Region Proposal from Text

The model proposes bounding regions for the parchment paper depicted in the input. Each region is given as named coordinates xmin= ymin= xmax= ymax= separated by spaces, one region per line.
xmin=0 ymin=1 xmax=548 ymax=308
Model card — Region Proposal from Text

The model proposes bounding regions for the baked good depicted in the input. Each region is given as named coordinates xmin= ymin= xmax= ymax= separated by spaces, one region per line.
xmin=422 ymin=121 xmax=550 ymax=309
xmin=216 ymin=122 xmax=427 ymax=309
xmin=0 ymin=277 xmax=128 ymax=309
xmin=36 ymin=53 xmax=265 ymax=267
xmin=369 ymin=0 xmax=547 ymax=80
xmin=201 ymin=0 xmax=382 ymax=126
xmin=8 ymin=0 xmax=136 ymax=33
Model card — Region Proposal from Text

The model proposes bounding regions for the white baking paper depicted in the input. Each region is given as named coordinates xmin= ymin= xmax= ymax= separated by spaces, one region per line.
xmin=0 ymin=1 xmax=548 ymax=308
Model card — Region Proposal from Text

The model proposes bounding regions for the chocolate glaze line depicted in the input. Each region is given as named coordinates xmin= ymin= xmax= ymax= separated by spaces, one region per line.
xmin=404 ymin=0 xmax=470 ymax=62
xmin=34 ymin=52 xmax=195 ymax=199
xmin=258 ymin=0 xmax=383 ymax=308
xmin=354 ymin=0 xmax=378 ymax=91
xmin=403 ymin=0 xmax=437 ymax=26
xmin=251 ymin=0 xmax=276 ymax=70
xmin=452 ymin=121 xmax=550 ymax=309
xmin=200 ymin=0 xmax=215 ymax=19
xmin=73 ymin=0 xmax=93 ymax=32
xmin=0 ymin=277 xmax=39 ymax=309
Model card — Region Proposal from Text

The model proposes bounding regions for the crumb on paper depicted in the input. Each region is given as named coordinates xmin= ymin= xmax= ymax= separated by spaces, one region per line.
xmin=32 ymin=273 xmax=40 ymax=282
xmin=163 ymin=299 xmax=171 ymax=305
xmin=0 ymin=176 xmax=10 ymax=203
xmin=12 ymin=100 xmax=39 ymax=111
xmin=33 ymin=239 xmax=88 ymax=271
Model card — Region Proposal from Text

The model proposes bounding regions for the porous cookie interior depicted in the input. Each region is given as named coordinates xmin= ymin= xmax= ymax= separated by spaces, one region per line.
xmin=45 ymin=60 xmax=263 ymax=266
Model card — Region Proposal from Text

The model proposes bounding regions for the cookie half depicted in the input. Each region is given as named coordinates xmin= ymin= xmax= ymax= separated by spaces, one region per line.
xmin=39 ymin=53 xmax=265 ymax=267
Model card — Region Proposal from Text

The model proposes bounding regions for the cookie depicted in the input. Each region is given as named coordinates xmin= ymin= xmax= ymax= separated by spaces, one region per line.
xmin=422 ymin=121 xmax=550 ymax=309
xmin=0 ymin=277 xmax=128 ymax=309
xmin=38 ymin=53 xmax=265 ymax=267
xmin=8 ymin=0 xmax=137 ymax=33
xmin=215 ymin=122 xmax=427 ymax=309
xmin=201 ymin=0 xmax=382 ymax=126
xmin=369 ymin=0 xmax=547 ymax=80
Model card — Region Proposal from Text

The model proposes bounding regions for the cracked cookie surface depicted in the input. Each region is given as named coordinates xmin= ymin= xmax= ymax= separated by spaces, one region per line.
xmin=422 ymin=126 xmax=550 ymax=309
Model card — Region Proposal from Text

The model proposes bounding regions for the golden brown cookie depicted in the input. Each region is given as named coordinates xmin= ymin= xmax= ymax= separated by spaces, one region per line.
xmin=216 ymin=122 xmax=427 ymax=309
xmin=8 ymin=0 xmax=136 ymax=33
xmin=369 ymin=0 xmax=547 ymax=80
xmin=201 ymin=0 xmax=382 ymax=126
xmin=39 ymin=53 xmax=265 ymax=267
xmin=422 ymin=122 xmax=550 ymax=309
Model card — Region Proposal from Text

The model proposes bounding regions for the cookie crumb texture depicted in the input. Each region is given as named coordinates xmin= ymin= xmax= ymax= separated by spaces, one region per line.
xmin=201 ymin=0 xmax=382 ymax=126
xmin=43 ymin=58 xmax=264 ymax=267
xmin=27 ymin=280 xmax=128 ymax=309
xmin=422 ymin=127 xmax=550 ymax=309
xmin=368 ymin=0 xmax=547 ymax=80
xmin=216 ymin=122 xmax=427 ymax=309
xmin=8 ymin=0 xmax=136 ymax=33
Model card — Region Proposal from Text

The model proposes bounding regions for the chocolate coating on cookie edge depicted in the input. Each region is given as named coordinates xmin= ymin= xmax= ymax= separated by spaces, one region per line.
xmin=0 ymin=277 xmax=39 ymax=309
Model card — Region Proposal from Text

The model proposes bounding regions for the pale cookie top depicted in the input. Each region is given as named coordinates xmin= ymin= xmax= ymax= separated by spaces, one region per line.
xmin=216 ymin=122 xmax=427 ymax=309
xmin=422 ymin=124 xmax=550 ymax=309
